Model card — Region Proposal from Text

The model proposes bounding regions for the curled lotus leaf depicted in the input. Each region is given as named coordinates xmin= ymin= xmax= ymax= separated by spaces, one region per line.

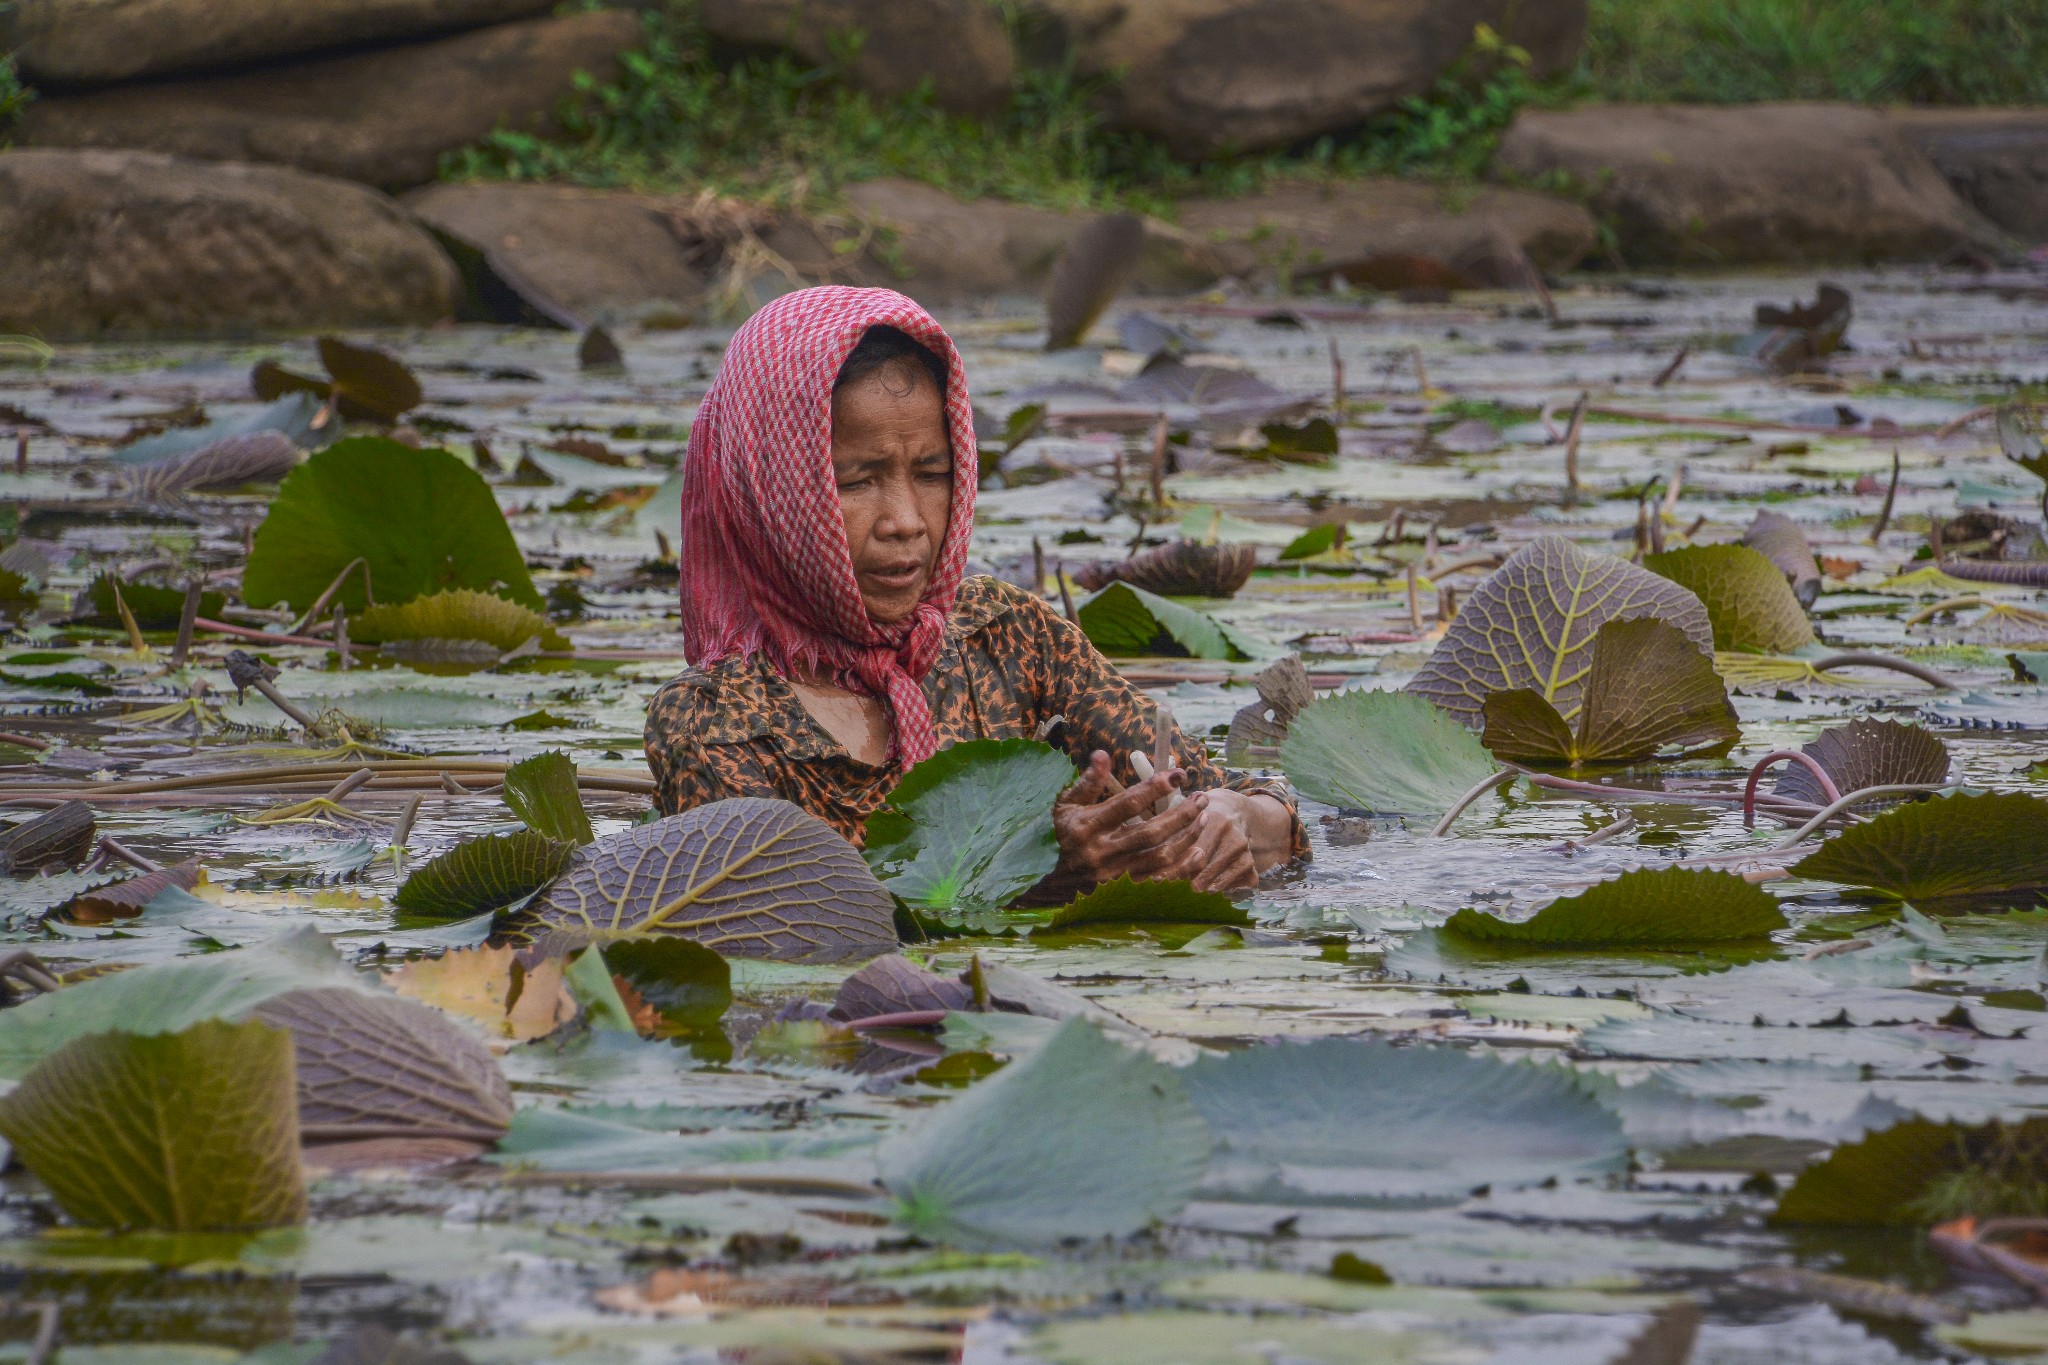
xmin=1479 ymin=618 xmax=1739 ymax=765
xmin=507 ymin=798 xmax=898 ymax=962
xmin=1643 ymin=544 xmax=1815 ymax=654
xmin=252 ymin=986 xmax=513 ymax=1144
xmin=1407 ymin=535 xmax=1713 ymax=729
xmin=1443 ymin=867 xmax=1787 ymax=946
xmin=1224 ymin=654 xmax=1314 ymax=764
xmin=1774 ymin=719 xmax=1950 ymax=810
xmin=1790 ymin=791 xmax=2048 ymax=910
xmin=1070 ymin=541 xmax=1257 ymax=599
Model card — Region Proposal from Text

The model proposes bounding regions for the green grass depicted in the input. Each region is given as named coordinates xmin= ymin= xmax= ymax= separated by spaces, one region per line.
xmin=0 ymin=55 xmax=33 ymax=137
xmin=443 ymin=3 xmax=1537 ymax=213
xmin=1579 ymin=0 xmax=2048 ymax=106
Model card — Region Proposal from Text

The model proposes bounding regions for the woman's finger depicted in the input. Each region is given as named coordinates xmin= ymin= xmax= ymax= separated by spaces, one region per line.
xmin=1098 ymin=788 xmax=1204 ymax=857
xmin=1112 ymin=800 xmax=1210 ymax=877
xmin=1072 ymin=771 xmax=1185 ymax=838
xmin=1057 ymin=750 xmax=1122 ymax=809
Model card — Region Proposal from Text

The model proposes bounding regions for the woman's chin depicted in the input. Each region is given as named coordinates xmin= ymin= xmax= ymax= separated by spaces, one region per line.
xmin=860 ymin=586 xmax=928 ymax=625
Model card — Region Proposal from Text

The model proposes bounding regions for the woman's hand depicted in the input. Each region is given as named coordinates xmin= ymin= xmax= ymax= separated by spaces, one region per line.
xmin=1049 ymin=751 xmax=1261 ymax=894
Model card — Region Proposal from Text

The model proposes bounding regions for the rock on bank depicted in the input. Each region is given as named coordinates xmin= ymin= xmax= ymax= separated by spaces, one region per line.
xmin=0 ymin=150 xmax=460 ymax=339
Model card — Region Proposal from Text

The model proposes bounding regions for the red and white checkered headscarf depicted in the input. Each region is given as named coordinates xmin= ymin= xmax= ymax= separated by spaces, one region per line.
xmin=679 ymin=286 xmax=977 ymax=766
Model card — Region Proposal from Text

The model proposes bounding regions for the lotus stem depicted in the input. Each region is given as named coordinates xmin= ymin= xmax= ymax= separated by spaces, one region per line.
xmin=1904 ymin=596 xmax=1989 ymax=627
xmin=1429 ymin=768 xmax=1518 ymax=837
xmin=1742 ymin=751 xmax=1842 ymax=828
xmin=0 ymin=732 xmax=52 ymax=751
xmin=390 ymin=792 xmax=424 ymax=851
xmin=92 ymin=836 xmax=161 ymax=874
xmin=193 ymin=618 xmax=335 ymax=649
xmin=323 ymin=767 xmax=375 ymax=802
xmin=1651 ymin=346 xmax=1690 ymax=388
xmin=1766 ymin=783 xmax=1956 ymax=853
xmin=288 ymin=557 xmax=371 ymax=636
xmin=171 ymin=580 xmax=202 ymax=667
xmin=1810 ymin=653 xmax=1961 ymax=690
xmin=1870 ymin=449 xmax=1901 ymax=543
xmin=1557 ymin=811 xmax=1635 ymax=853
xmin=0 ymin=759 xmax=653 ymax=799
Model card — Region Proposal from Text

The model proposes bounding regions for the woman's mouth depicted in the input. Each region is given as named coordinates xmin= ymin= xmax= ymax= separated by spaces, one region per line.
xmin=866 ymin=561 xmax=926 ymax=588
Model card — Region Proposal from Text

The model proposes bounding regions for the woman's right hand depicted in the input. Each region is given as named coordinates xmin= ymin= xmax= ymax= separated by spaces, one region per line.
xmin=1049 ymin=750 xmax=1212 ymax=891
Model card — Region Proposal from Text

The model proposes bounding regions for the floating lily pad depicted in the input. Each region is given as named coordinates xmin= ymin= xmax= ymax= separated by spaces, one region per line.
xmin=863 ymin=739 xmax=1073 ymax=917
xmin=1480 ymin=618 xmax=1739 ymax=765
xmin=1182 ymin=1037 xmax=1628 ymax=1204
xmin=0 ymin=1018 xmax=305 ymax=1231
xmin=243 ymin=438 xmax=541 ymax=614
xmin=1644 ymin=544 xmax=1815 ymax=654
xmin=877 ymin=1017 xmax=1210 ymax=1244
xmin=1408 ymin=535 xmax=1713 ymax=729
xmin=1045 ymin=876 xmax=1248 ymax=931
xmin=1790 ymin=791 xmax=2048 ymax=910
xmin=1443 ymin=868 xmax=1787 ymax=947
xmin=1773 ymin=1115 xmax=2048 ymax=1224
xmin=0 ymin=926 xmax=363 ymax=1079
xmin=1279 ymin=689 xmax=1500 ymax=818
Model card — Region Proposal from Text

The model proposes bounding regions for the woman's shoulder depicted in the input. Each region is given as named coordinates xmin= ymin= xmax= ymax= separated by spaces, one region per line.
xmin=947 ymin=574 xmax=1058 ymax=641
xmin=648 ymin=655 xmax=782 ymax=745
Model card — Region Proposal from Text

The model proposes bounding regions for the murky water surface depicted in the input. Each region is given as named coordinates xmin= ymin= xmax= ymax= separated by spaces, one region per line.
xmin=2 ymin=267 xmax=2046 ymax=1362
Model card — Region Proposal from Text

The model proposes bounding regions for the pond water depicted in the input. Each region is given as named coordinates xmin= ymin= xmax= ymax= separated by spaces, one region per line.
xmin=1 ymin=265 xmax=2046 ymax=1364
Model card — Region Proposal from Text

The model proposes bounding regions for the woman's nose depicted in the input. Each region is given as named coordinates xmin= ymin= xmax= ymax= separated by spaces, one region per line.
xmin=871 ymin=476 xmax=927 ymax=540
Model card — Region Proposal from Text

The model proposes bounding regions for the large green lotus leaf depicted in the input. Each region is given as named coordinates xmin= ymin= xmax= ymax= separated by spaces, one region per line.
xmin=243 ymin=438 xmax=540 ymax=614
xmin=501 ymin=751 xmax=595 ymax=846
xmin=863 ymin=739 xmax=1074 ymax=915
xmin=0 ymin=1018 xmax=306 ymax=1231
xmin=1045 ymin=876 xmax=1248 ymax=931
xmin=393 ymin=830 xmax=575 ymax=923
xmin=250 ymin=987 xmax=513 ymax=1142
xmin=1443 ymin=867 xmax=1788 ymax=946
xmin=1407 ymin=535 xmax=1712 ymax=728
xmin=1770 ymin=1117 xmax=1969 ymax=1224
xmin=0 ymin=926 xmax=362 ymax=1079
xmin=1791 ymin=791 xmax=2048 ymax=908
xmin=1644 ymin=544 xmax=1814 ymax=653
xmin=1279 ymin=689 xmax=1500 ymax=818
xmin=1773 ymin=719 xmax=1950 ymax=809
xmin=351 ymin=589 xmax=567 ymax=653
xmin=1077 ymin=582 xmax=1269 ymax=660
xmin=1481 ymin=618 xmax=1739 ymax=765
xmin=1181 ymin=1037 xmax=1626 ymax=1204
xmin=509 ymin=798 xmax=898 ymax=962
xmin=876 ymin=1016 xmax=1210 ymax=1245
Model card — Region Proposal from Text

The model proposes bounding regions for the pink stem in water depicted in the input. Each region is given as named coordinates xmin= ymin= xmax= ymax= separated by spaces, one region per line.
xmin=1742 ymin=751 xmax=1841 ymax=829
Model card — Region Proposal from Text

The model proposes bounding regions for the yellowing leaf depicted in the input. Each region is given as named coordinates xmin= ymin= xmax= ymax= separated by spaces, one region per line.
xmin=0 ymin=1019 xmax=306 ymax=1231
xmin=352 ymin=588 xmax=567 ymax=654
xmin=386 ymin=944 xmax=577 ymax=1042
xmin=1644 ymin=544 xmax=1815 ymax=653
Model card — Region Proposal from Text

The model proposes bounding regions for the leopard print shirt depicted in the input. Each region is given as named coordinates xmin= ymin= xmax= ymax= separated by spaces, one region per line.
xmin=644 ymin=576 xmax=1307 ymax=858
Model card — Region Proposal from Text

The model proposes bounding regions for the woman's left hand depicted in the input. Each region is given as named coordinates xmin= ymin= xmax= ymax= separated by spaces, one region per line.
xmin=1181 ymin=788 xmax=1260 ymax=893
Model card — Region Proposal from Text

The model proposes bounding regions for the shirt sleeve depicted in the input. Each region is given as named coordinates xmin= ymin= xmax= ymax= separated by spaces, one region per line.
xmin=1001 ymin=592 xmax=1310 ymax=864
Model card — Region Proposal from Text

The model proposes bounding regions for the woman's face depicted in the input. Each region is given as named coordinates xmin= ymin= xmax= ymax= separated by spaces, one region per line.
xmin=829 ymin=360 xmax=953 ymax=626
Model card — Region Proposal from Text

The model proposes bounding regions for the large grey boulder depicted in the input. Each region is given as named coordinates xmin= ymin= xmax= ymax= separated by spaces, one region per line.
xmin=14 ymin=11 xmax=643 ymax=191
xmin=1495 ymin=104 xmax=2007 ymax=265
xmin=840 ymin=178 xmax=1226 ymax=303
xmin=1019 ymin=0 xmax=1587 ymax=158
xmin=1176 ymin=179 xmax=1598 ymax=286
xmin=4 ymin=0 xmax=559 ymax=86
xmin=699 ymin=0 xmax=1015 ymax=116
xmin=1886 ymin=108 xmax=2048 ymax=245
xmin=402 ymin=182 xmax=711 ymax=327
xmin=0 ymin=150 xmax=460 ymax=338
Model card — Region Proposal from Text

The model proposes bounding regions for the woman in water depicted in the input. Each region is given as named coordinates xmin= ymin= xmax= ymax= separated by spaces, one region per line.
xmin=644 ymin=286 xmax=1304 ymax=895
